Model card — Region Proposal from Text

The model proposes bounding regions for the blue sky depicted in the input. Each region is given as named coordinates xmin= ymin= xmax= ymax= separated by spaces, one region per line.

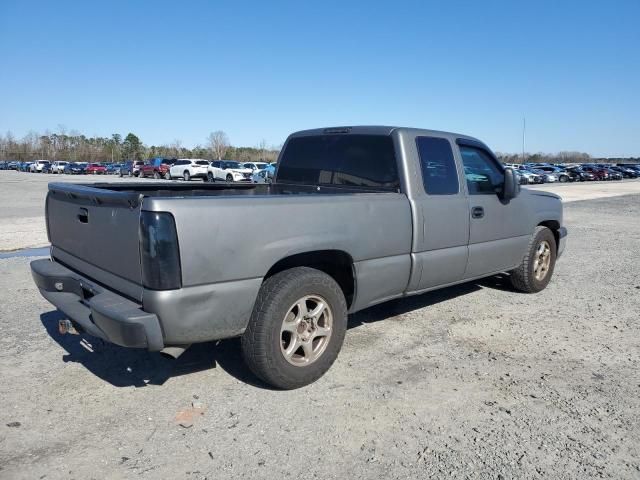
xmin=1 ymin=0 xmax=639 ymax=156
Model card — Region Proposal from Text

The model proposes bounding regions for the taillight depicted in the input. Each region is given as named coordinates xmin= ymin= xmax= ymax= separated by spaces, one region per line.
xmin=139 ymin=211 xmax=182 ymax=290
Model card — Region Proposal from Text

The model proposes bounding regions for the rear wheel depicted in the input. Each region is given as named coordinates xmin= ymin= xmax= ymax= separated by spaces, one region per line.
xmin=226 ymin=174 xmax=233 ymax=182
xmin=241 ymin=267 xmax=348 ymax=389
xmin=153 ymin=171 xmax=161 ymax=179
xmin=207 ymin=172 xmax=215 ymax=183
xmin=510 ymin=226 xmax=557 ymax=293
xmin=183 ymin=170 xmax=191 ymax=181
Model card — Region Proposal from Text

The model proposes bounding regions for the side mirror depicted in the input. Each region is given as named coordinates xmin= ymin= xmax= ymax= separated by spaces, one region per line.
xmin=502 ymin=168 xmax=520 ymax=201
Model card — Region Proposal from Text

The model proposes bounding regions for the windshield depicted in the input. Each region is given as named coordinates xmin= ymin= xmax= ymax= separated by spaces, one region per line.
xmin=223 ymin=161 xmax=241 ymax=169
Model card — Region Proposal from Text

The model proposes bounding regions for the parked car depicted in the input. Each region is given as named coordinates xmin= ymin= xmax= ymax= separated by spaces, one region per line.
xmin=608 ymin=165 xmax=637 ymax=178
xmin=242 ymin=162 xmax=269 ymax=173
xmin=49 ymin=161 xmax=69 ymax=174
xmin=29 ymin=160 xmax=51 ymax=173
xmin=515 ymin=167 xmax=543 ymax=184
xmin=564 ymin=166 xmax=595 ymax=181
xmin=535 ymin=166 xmax=573 ymax=183
xmin=63 ymin=162 xmax=88 ymax=174
xmin=7 ymin=160 xmax=20 ymax=170
xmin=105 ymin=163 xmax=121 ymax=175
xmin=0 ymin=161 xmax=8 ymax=170
xmin=140 ymin=157 xmax=176 ymax=179
xmin=616 ymin=163 xmax=640 ymax=174
xmin=252 ymin=163 xmax=276 ymax=183
xmin=32 ymin=126 xmax=567 ymax=389
xmin=85 ymin=163 xmax=107 ymax=175
xmin=20 ymin=162 xmax=34 ymax=172
xmin=207 ymin=160 xmax=253 ymax=182
xmin=581 ymin=165 xmax=610 ymax=181
xmin=531 ymin=168 xmax=557 ymax=183
xmin=118 ymin=160 xmax=145 ymax=177
xmin=168 ymin=159 xmax=210 ymax=181
xmin=602 ymin=168 xmax=623 ymax=180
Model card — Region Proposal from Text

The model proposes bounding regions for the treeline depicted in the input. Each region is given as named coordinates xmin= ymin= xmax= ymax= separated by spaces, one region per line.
xmin=496 ymin=151 xmax=640 ymax=164
xmin=0 ymin=129 xmax=281 ymax=163
xmin=1 ymin=129 xmax=637 ymax=165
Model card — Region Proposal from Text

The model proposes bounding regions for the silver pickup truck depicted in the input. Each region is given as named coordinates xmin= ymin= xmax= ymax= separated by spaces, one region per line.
xmin=31 ymin=126 xmax=567 ymax=389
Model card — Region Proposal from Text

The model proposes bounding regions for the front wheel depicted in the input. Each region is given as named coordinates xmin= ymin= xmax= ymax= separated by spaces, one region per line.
xmin=153 ymin=171 xmax=161 ymax=179
xmin=226 ymin=174 xmax=233 ymax=182
xmin=241 ymin=267 xmax=348 ymax=389
xmin=509 ymin=226 xmax=557 ymax=293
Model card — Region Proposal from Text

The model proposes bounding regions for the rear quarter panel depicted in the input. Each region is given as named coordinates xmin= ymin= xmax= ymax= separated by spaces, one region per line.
xmin=143 ymin=193 xmax=413 ymax=311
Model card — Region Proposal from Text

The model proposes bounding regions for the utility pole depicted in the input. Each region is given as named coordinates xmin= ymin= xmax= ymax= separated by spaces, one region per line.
xmin=521 ymin=117 xmax=526 ymax=164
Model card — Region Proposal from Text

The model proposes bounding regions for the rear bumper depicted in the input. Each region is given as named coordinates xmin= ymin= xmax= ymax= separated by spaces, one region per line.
xmin=557 ymin=227 xmax=567 ymax=258
xmin=31 ymin=259 xmax=164 ymax=351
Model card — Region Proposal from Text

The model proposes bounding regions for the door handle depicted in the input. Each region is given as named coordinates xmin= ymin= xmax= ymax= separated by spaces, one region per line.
xmin=77 ymin=207 xmax=89 ymax=223
xmin=471 ymin=206 xmax=484 ymax=219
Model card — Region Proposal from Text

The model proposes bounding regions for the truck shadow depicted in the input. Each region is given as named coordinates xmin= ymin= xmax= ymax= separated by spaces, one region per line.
xmin=39 ymin=275 xmax=515 ymax=389
xmin=39 ymin=310 xmax=266 ymax=389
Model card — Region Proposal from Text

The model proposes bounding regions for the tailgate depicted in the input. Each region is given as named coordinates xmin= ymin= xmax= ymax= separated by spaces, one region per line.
xmin=46 ymin=183 xmax=143 ymax=299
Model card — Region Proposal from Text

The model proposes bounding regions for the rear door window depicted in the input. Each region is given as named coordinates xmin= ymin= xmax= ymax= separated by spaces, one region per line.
xmin=415 ymin=137 xmax=459 ymax=195
xmin=277 ymin=134 xmax=399 ymax=189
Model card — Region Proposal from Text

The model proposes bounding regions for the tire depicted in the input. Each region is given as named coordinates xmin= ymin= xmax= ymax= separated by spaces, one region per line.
xmin=226 ymin=174 xmax=233 ymax=182
xmin=164 ymin=172 xmax=171 ymax=180
xmin=241 ymin=267 xmax=348 ymax=390
xmin=128 ymin=171 xmax=133 ymax=177
xmin=207 ymin=172 xmax=215 ymax=183
xmin=559 ymin=175 xmax=568 ymax=183
xmin=183 ymin=170 xmax=191 ymax=181
xmin=153 ymin=171 xmax=161 ymax=179
xmin=509 ymin=226 xmax=557 ymax=293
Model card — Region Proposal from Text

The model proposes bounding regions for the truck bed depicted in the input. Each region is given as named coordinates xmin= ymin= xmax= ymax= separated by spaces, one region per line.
xmin=45 ymin=181 xmax=412 ymax=311
xmin=49 ymin=181 xmax=399 ymax=204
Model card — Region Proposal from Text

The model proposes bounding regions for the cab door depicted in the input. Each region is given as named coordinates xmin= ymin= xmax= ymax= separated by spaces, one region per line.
xmin=409 ymin=135 xmax=470 ymax=291
xmin=456 ymin=140 xmax=531 ymax=278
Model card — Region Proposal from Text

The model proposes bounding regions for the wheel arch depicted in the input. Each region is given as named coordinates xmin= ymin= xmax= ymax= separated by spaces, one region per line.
xmin=264 ymin=250 xmax=356 ymax=308
xmin=537 ymin=220 xmax=560 ymax=250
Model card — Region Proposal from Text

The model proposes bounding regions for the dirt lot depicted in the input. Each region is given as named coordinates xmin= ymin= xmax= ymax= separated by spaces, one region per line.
xmin=0 ymin=171 xmax=135 ymax=251
xmin=1 ymin=169 xmax=640 ymax=251
xmin=0 ymin=186 xmax=639 ymax=478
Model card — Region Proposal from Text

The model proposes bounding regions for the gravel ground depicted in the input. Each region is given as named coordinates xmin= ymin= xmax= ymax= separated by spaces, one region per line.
xmin=0 ymin=171 xmax=136 ymax=251
xmin=0 ymin=194 xmax=639 ymax=479
xmin=1 ymin=169 xmax=640 ymax=251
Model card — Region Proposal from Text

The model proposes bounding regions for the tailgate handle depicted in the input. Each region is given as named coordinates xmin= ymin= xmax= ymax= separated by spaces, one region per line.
xmin=77 ymin=208 xmax=89 ymax=224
